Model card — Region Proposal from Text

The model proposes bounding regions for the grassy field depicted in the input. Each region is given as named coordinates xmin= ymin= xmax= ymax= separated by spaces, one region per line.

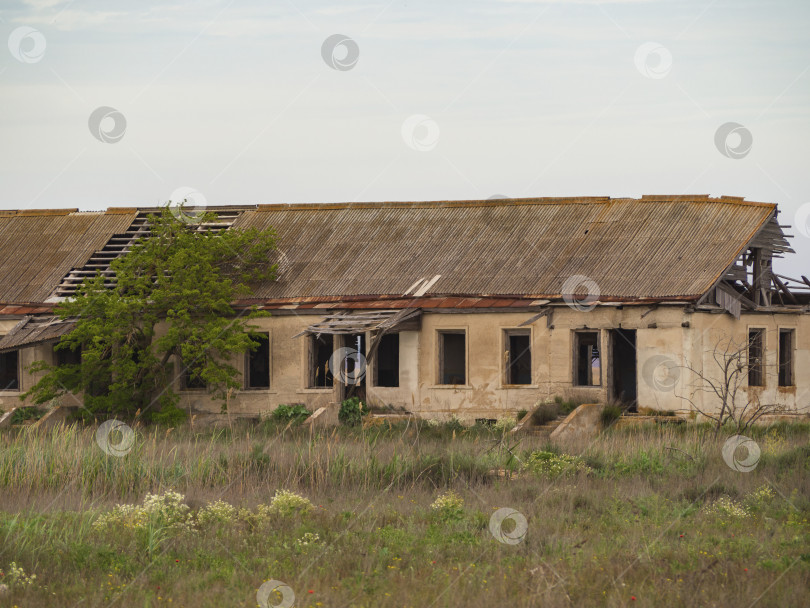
xmin=0 ymin=419 xmax=808 ymax=607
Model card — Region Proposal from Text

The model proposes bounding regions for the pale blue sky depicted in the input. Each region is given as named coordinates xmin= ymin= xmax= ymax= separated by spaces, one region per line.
xmin=2 ymin=0 xmax=809 ymax=275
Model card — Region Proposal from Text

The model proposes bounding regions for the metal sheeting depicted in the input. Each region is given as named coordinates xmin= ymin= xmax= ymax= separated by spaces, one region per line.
xmin=0 ymin=197 xmax=778 ymax=305
xmin=0 ymin=210 xmax=137 ymax=303
xmin=232 ymin=196 xmax=776 ymax=301
xmin=0 ymin=316 xmax=75 ymax=352
xmin=293 ymin=309 xmax=421 ymax=337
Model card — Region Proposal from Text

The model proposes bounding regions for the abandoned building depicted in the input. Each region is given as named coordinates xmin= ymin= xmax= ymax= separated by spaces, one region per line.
xmin=0 ymin=195 xmax=808 ymax=421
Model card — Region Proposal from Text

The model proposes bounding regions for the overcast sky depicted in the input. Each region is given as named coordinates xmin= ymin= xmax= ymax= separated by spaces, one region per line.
xmin=2 ymin=0 xmax=809 ymax=276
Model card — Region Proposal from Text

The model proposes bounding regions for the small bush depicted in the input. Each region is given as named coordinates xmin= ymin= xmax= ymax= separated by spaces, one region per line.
xmin=600 ymin=405 xmax=623 ymax=428
xmin=524 ymin=450 xmax=591 ymax=478
xmin=493 ymin=417 xmax=517 ymax=433
xmin=338 ymin=397 xmax=365 ymax=426
xmin=0 ymin=562 xmax=37 ymax=588
xmin=430 ymin=490 xmax=465 ymax=521
xmin=296 ymin=532 xmax=321 ymax=547
xmin=516 ymin=409 xmax=528 ymax=421
xmin=267 ymin=489 xmax=313 ymax=516
xmin=531 ymin=402 xmax=561 ymax=425
xmin=745 ymin=485 xmax=776 ymax=511
xmin=271 ymin=403 xmax=311 ymax=424
xmin=93 ymin=490 xmax=194 ymax=533
xmin=445 ymin=415 xmax=465 ymax=432
xmin=150 ymin=403 xmax=188 ymax=427
xmin=703 ymin=496 xmax=750 ymax=519
xmin=554 ymin=395 xmax=582 ymax=415
xmin=196 ymin=499 xmax=237 ymax=526
xmin=9 ymin=407 xmax=44 ymax=425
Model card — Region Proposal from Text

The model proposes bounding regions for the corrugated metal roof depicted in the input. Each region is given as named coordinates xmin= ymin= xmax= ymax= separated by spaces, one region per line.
xmin=0 ymin=210 xmax=136 ymax=304
xmin=0 ymin=197 xmax=778 ymax=306
xmin=232 ymin=196 xmax=776 ymax=301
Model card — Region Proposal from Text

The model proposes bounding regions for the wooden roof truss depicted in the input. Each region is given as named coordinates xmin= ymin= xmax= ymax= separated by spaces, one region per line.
xmin=697 ymin=213 xmax=809 ymax=317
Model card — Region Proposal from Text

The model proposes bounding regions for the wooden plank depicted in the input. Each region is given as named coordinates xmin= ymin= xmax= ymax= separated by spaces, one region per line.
xmin=772 ymin=274 xmax=799 ymax=305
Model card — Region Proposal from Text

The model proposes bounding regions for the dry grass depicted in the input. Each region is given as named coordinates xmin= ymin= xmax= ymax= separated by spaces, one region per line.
xmin=0 ymin=420 xmax=808 ymax=607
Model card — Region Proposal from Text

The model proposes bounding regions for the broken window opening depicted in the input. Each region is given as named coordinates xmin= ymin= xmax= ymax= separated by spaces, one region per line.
xmin=309 ymin=334 xmax=334 ymax=388
xmin=55 ymin=343 xmax=81 ymax=367
xmin=182 ymin=359 xmax=206 ymax=390
xmin=438 ymin=331 xmax=466 ymax=385
xmin=778 ymin=329 xmax=795 ymax=387
xmin=0 ymin=349 xmax=20 ymax=391
xmin=574 ymin=331 xmax=601 ymax=386
xmin=246 ymin=333 xmax=270 ymax=389
xmin=748 ymin=329 xmax=765 ymax=387
xmin=374 ymin=333 xmax=399 ymax=387
xmin=505 ymin=330 xmax=531 ymax=385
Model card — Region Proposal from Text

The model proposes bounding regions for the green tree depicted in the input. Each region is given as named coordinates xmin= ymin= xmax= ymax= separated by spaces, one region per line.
xmin=23 ymin=206 xmax=278 ymax=421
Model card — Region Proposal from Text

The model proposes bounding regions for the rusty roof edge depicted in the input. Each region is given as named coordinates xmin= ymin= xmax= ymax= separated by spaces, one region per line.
xmin=232 ymin=294 xmax=699 ymax=309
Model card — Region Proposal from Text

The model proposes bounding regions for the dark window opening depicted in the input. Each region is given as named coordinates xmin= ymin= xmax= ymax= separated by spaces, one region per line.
xmin=246 ymin=334 xmax=270 ymax=389
xmin=505 ymin=330 xmax=531 ymax=385
xmin=748 ymin=329 xmax=765 ymax=387
xmin=0 ymin=349 xmax=20 ymax=391
xmin=310 ymin=334 xmax=334 ymax=388
xmin=778 ymin=329 xmax=794 ymax=387
xmin=182 ymin=359 xmax=206 ymax=390
xmin=374 ymin=333 xmax=399 ymax=387
xmin=55 ymin=343 xmax=81 ymax=367
xmin=439 ymin=331 xmax=466 ymax=385
xmin=574 ymin=331 xmax=601 ymax=386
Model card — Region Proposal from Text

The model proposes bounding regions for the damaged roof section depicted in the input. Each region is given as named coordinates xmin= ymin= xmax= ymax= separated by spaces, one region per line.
xmin=0 ymin=316 xmax=75 ymax=353
xmin=0 ymin=209 xmax=136 ymax=304
xmin=292 ymin=309 xmax=421 ymax=337
xmin=0 ymin=196 xmax=800 ymax=310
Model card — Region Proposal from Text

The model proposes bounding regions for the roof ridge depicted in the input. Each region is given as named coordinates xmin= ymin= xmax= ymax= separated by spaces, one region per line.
xmin=250 ymin=195 xmax=774 ymax=212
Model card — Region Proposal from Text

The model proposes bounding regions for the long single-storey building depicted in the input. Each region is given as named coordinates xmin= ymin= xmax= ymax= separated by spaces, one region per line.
xmin=1 ymin=195 xmax=808 ymax=421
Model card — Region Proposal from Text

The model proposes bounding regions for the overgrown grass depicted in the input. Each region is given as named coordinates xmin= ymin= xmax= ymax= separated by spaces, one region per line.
xmin=0 ymin=420 xmax=808 ymax=607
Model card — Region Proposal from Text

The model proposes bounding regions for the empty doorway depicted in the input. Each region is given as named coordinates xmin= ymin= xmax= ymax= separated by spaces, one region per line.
xmin=610 ymin=329 xmax=637 ymax=409
xmin=341 ymin=333 xmax=366 ymax=403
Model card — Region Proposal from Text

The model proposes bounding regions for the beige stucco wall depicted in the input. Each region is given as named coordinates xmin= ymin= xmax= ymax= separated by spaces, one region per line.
xmin=688 ymin=312 xmax=810 ymax=415
xmin=2 ymin=306 xmax=808 ymax=420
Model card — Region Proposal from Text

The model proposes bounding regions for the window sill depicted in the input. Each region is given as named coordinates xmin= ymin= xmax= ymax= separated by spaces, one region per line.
xmin=429 ymin=385 xmax=473 ymax=390
xmin=297 ymin=388 xmax=333 ymax=394
xmin=242 ymin=389 xmax=279 ymax=394
xmin=501 ymin=384 xmax=540 ymax=389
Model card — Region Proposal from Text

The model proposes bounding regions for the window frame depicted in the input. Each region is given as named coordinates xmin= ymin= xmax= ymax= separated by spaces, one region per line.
xmin=372 ymin=332 xmax=400 ymax=388
xmin=244 ymin=332 xmax=271 ymax=390
xmin=778 ymin=327 xmax=795 ymax=388
xmin=308 ymin=333 xmax=334 ymax=389
xmin=572 ymin=330 xmax=602 ymax=387
xmin=0 ymin=346 xmax=21 ymax=392
xmin=180 ymin=358 xmax=207 ymax=391
xmin=747 ymin=328 xmax=766 ymax=388
xmin=503 ymin=328 xmax=532 ymax=386
xmin=437 ymin=329 xmax=467 ymax=386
